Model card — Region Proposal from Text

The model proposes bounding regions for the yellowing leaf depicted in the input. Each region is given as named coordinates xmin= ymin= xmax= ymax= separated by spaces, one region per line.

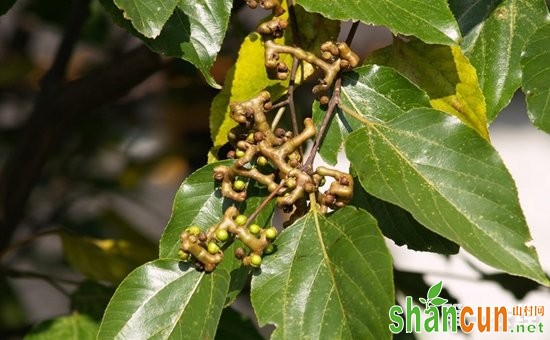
xmin=367 ymin=39 xmax=489 ymax=139
xmin=209 ymin=32 xmax=291 ymax=152
xmin=209 ymin=5 xmax=339 ymax=160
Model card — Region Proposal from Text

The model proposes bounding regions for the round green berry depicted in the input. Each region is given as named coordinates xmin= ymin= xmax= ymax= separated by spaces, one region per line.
xmin=235 ymin=149 xmax=245 ymax=158
xmin=248 ymin=224 xmax=261 ymax=235
xmin=216 ymin=229 xmax=229 ymax=242
xmin=264 ymin=243 xmax=275 ymax=254
xmin=246 ymin=132 xmax=255 ymax=143
xmin=207 ymin=242 xmax=220 ymax=254
xmin=235 ymin=214 xmax=247 ymax=226
xmin=265 ymin=227 xmax=278 ymax=240
xmin=178 ymin=249 xmax=189 ymax=261
xmin=250 ymin=254 xmax=262 ymax=267
xmin=186 ymin=226 xmax=201 ymax=235
xmin=257 ymin=156 xmax=268 ymax=166
xmin=233 ymin=179 xmax=246 ymax=191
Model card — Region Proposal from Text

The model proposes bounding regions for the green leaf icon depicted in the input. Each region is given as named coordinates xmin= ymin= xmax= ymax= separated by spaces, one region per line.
xmin=427 ymin=281 xmax=443 ymax=300
xmin=419 ymin=297 xmax=427 ymax=304
xmin=431 ymin=297 xmax=449 ymax=307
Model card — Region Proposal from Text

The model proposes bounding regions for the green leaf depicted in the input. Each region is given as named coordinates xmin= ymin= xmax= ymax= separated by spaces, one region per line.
xmin=175 ymin=0 xmax=233 ymax=88
xmin=25 ymin=313 xmax=98 ymax=340
xmin=251 ymin=206 xmax=394 ymax=339
xmin=314 ymin=65 xmax=432 ymax=161
xmin=113 ymin=0 xmax=178 ymax=38
xmin=295 ymin=0 xmax=461 ymax=44
xmin=344 ymin=107 xmax=549 ymax=285
xmin=366 ymin=39 xmax=489 ymax=139
xmin=448 ymin=0 xmax=503 ymax=35
xmin=100 ymin=0 xmax=232 ymax=88
xmin=431 ymin=297 xmax=448 ymax=306
xmin=70 ymin=281 xmax=115 ymax=321
xmin=418 ymin=297 xmax=427 ymax=304
xmin=521 ymin=22 xmax=550 ymax=133
xmin=0 ymin=0 xmax=16 ymax=16
xmin=215 ymin=308 xmax=264 ymax=340
xmin=60 ymin=231 xmax=155 ymax=284
xmin=350 ymin=173 xmax=459 ymax=255
xmin=159 ymin=161 xmax=275 ymax=305
xmin=98 ymin=259 xmax=229 ymax=339
xmin=461 ymin=0 xmax=550 ymax=121
xmin=427 ymin=281 xmax=443 ymax=299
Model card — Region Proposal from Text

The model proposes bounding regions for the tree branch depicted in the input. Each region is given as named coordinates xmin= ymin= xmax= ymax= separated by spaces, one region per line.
xmin=0 ymin=45 xmax=167 ymax=252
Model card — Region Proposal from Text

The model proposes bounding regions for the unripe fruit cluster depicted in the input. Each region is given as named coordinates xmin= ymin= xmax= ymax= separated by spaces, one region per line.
xmin=179 ymin=207 xmax=278 ymax=272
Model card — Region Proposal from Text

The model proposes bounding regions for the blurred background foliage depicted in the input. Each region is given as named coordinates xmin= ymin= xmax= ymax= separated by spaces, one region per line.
xmin=0 ymin=0 xmax=248 ymax=337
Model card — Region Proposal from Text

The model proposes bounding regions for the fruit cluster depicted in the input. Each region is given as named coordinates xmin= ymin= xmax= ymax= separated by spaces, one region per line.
xmin=178 ymin=206 xmax=277 ymax=272
xmin=178 ymin=0 xmax=359 ymax=272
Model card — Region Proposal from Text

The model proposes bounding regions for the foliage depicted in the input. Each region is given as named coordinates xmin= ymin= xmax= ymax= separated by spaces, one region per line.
xmin=1 ymin=0 xmax=549 ymax=339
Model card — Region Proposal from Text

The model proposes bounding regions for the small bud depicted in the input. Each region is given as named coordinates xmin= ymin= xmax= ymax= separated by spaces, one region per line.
xmin=264 ymin=243 xmax=275 ymax=254
xmin=339 ymin=176 xmax=350 ymax=186
xmin=186 ymin=226 xmax=201 ymax=236
xmin=246 ymin=132 xmax=255 ymax=143
xmin=249 ymin=254 xmax=262 ymax=267
xmin=265 ymin=227 xmax=278 ymax=240
xmin=226 ymin=150 xmax=236 ymax=159
xmin=178 ymin=249 xmax=189 ymax=261
xmin=274 ymin=128 xmax=286 ymax=138
xmin=254 ymin=131 xmax=265 ymax=142
xmin=207 ymin=242 xmax=220 ymax=254
xmin=235 ymin=214 xmax=247 ymax=226
xmin=248 ymin=224 xmax=261 ymax=235
xmin=319 ymin=95 xmax=330 ymax=105
xmin=235 ymin=149 xmax=246 ymax=158
xmin=216 ymin=229 xmax=229 ymax=242
xmin=235 ymin=247 xmax=246 ymax=259
xmin=198 ymin=232 xmax=207 ymax=242
xmin=288 ymin=159 xmax=300 ymax=168
xmin=214 ymin=171 xmax=225 ymax=181
xmin=257 ymin=156 xmax=268 ymax=166
xmin=233 ymin=179 xmax=246 ymax=191
xmin=285 ymin=177 xmax=297 ymax=189
xmin=263 ymin=101 xmax=273 ymax=110
xmin=323 ymin=193 xmax=336 ymax=206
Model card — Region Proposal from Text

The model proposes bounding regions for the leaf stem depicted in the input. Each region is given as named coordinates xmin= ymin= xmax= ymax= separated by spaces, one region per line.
xmin=339 ymin=102 xmax=371 ymax=125
xmin=302 ymin=78 xmax=342 ymax=172
xmin=245 ymin=181 xmax=286 ymax=227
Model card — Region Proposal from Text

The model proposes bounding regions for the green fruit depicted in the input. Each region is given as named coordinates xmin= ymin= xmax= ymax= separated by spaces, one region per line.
xmin=216 ymin=229 xmax=229 ymax=241
xmin=250 ymin=254 xmax=262 ymax=267
xmin=248 ymin=224 xmax=261 ymax=234
xmin=186 ymin=226 xmax=201 ymax=235
xmin=257 ymin=156 xmax=268 ymax=166
xmin=178 ymin=250 xmax=189 ymax=261
xmin=246 ymin=132 xmax=255 ymax=143
xmin=235 ymin=149 xmax=245 ymax=158
xmin=265 ymin=227 xmax=278 ymax=240
xmin=207 ymin=242 xmax=220 ymax=254
xmin=235 ymin=214 xmax=247 ymax=226
xmin=264 ymin=243 xmax=275 ymax=254
xmin=233 ymin=179 xmax=246 ymax=191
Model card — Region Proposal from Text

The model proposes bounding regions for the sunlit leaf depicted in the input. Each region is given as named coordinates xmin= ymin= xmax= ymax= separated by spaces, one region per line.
xmin=98 ymin=260 xmax=229 ymax=339
xmin=100 ymin=0 xmax=232 ymax=88
xmin=209 ymin=6 xmax=338 ymax=156
xmin=367 ymin=39 xmax=489 ymax=139
xmin=251 ymin=206 xmax=394 ymax=339
xmin=295 ymin=0 xmax=460 ymax=44
xmin=461 ymin=0 xmax=549 ymax=121
xmin=344 ymin=103 xmax=549 ymax=285
xmin=313 ymin=65 xmax=431 ymax=164
xmin=26 ymin=313 xmax=98 ymax=340
xmin=521 ymin=22 xmax=550 ymax=133
xmin=113 ymin=0 xmax=178 ymax=38
xmin=448 ymin=0 xmax=503 ymax=35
